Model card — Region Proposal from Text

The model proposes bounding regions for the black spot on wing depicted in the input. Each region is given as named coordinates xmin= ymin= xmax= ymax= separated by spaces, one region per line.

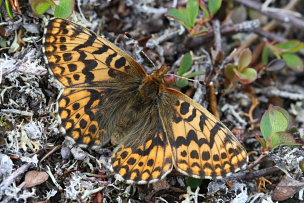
xmin=74 ymin=34 xmax=96 ymax=50
xmin=185 ymin=108 xmax=196 ymax=122
xmin=92 ymin=44 xmax=109 ymax=54
xmin=180 ymin=102 xmax=190 ymax=115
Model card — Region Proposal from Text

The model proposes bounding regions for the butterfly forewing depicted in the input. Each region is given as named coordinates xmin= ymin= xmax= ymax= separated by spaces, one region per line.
xmin=43 ymin=18 xmax=146 ymax=88
xmin=160 ymin=89 xmax=247 ymax=179
xmin=43 ymin=18 xmax=146 ymax=147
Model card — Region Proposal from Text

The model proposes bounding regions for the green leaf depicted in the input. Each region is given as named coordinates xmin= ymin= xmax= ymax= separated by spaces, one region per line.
xmin=166 ymin=0 xmax=199 ymax=30
xmin=190 ymin=26 xmax=210 ymax=37
xmin=234 ymin=67 xmax=257 ymax=84
xmin=262 ymin=44 xmax=270 ymax=65
xmin=178 ymin=53 xmax=193 ymax=76
xmin=187 ymin=177 xmax=203 ymax=189
xmin=282 ymin=53 xmax=304 ymax=72
xmin=225 ymin=64 xmax=236 ymax=81
xmin=183 ymin=71 xmax=205 ymax=78
xmin=5 ymin=0 xmax=13 ymax=19
xmin=238 ymin=48 xmax=252 ymax=70
xmin=54 ymin=0 xmax=74 ymax=18
xmin=300 ymin=160 xmax=304 ymax=172
xmin=276 ymin=40 xmax=304 ymax=53
xmin=31 ymin=0 xmax=54 ymax=15
xmin=208 ymin=0 xmax=222 ymax=15
xmin=260 ymin=105 xmax=291 ymax=148
xmin=269 ymin=132 xmax=300 ymax=149
xmin=175 ymin=77 xmax=189 ymax=88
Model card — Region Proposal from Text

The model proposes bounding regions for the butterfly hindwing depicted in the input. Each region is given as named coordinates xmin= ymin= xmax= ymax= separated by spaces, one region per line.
xmin=161 ymin=89 xmax=247 ymax=179
xmin=58 ymin=88 xmax=110 ymax=147
xmin=111 ymin=123 xmax=173 ymax=184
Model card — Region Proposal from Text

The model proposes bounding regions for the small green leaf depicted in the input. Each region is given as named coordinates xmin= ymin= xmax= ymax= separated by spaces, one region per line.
xmin=190 ymin=26 xmax=210 ymax=37
xmin=225 ymin=64 xmax=236 ymax=81
xmin=260 ymin=105 xmax=291 ymax=146
xmin=187 ymin=177 xmax=203 ymax=189
xmin=186 ymin=0 xmax=199 ymax=26
xmin=299 ymin=160 xmax=304 ymax=172
xmin=238 ymin=48 xmax=252 ymax=70
xmin=269 ymin=132 xmax=300 ymax=149
xmin=5 ymin=0 xmax=13 ymax=19
xmin=54 ymin=0 xmax=74 ymax=18
xmin=175 ymin=77 xmax=189 ymax=88
xmin=166 ymin=0 xmax=199 ymax=30
xmin=234 ymin=67 xmax=257 ymax=84
xmin=178 ymin=53 xmax=193 ymax=76
xmin=208 ymin=0 xmax=222 ymax=15
xmin=282 ymin=53 xmax=304 ymax=72
xmin=275 ymin=40 xmax=304 ymax=53
xmin=31 ymin=0 xmax=54 ymax=15
xmin=183 ymin=71 xmax=205 ymax=78
xmin=262 ymin=44 xmax=270 ymax=65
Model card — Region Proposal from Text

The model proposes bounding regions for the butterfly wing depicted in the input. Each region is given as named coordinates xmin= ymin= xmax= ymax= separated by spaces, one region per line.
xmin=160 ymin=88 xmax=248 ymax=179
xmin=111 ymin=122 xmax=173 ymax=184
xmin=43 ymin=18 xmax=146 ymax=147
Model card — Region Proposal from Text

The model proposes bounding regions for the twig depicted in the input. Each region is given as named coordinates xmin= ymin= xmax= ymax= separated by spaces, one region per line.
xmin=254 ymin=28 xmax=287 ymax=42
xmin=229 ymin=166 xmax=281 ymax=180
xmin=1 ymin=109 xmax=34 ymax=117
xmin=247 ymin=151 xmax=269 ymax=170
xmin=40 ymin=144 xmax=63 ymax=163
xmin=209 ymin=82 xmax=220 ymax=119
xmin=46 ymin=166 xmax=63 ymax=190
xmin=186 ymin=20 xmax=260 ymax=50
xmin=0 ymin=163 xmax=32 ymax=191
xmin=213 ymin=20 xmax=222 ymax=52
xmin=233 ymin=0 xmax=304 ymax=29
xmin=255 ymin=86 xmax=304 ymax=100
xmin=242 ymin=93 xmax=260 ymax=130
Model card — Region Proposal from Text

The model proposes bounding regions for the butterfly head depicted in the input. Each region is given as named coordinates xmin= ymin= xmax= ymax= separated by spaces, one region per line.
xmin=138 ymin=65 xmax=170 ymax=99
xmin=151 ymin=65 xmax=171 ymax=80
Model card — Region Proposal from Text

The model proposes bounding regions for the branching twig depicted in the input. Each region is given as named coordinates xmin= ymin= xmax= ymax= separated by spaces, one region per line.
xmin=233 ymin=0 xmax=304 ymax=29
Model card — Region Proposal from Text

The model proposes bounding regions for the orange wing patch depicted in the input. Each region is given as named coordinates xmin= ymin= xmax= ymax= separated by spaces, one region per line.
xmin=43 ymin=18 xmax=146 ymax=88
xmin=59 ymin=88 xmax=110 ymax=147
xmin=111 ymin=124 xmax=173 ymax=184
xmin=162 ymin=89 xmax=247 ymax=179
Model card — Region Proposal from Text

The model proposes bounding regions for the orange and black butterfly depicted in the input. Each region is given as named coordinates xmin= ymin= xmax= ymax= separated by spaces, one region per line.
xmin=43 ymin=18 xmax=247 ymax=184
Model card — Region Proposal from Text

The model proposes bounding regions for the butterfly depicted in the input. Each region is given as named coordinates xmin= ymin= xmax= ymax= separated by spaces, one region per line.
xmin=43 ymin=18 xmax=247 ymax=184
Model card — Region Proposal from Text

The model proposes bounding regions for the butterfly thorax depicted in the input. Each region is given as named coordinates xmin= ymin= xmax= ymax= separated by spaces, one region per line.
xmin=107 ymin=66 xmax=170 ymax=146
xmin=139 ymin=65 xmax=170 ymax=99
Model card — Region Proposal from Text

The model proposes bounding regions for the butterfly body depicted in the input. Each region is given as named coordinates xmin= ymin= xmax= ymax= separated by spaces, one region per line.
xmin=43 ymin=18 xmax=247 ymax=184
